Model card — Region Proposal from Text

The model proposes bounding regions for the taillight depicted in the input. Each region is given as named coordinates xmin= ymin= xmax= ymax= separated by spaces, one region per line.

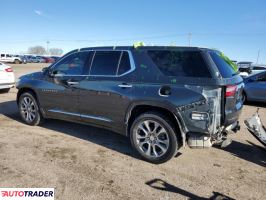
xmin=5 ymin=68 xmax=13 ymax=72
xmin=226 ymin=85 xmax=237 ymax=97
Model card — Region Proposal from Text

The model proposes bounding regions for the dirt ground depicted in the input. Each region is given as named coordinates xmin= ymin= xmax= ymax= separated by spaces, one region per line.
xmin=0 ymin=63 xmax=265 ymax=200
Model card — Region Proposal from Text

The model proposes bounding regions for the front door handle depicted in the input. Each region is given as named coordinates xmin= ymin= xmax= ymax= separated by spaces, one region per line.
xmin=118 ymin=83 xmax=132 ymax=88
xmin=67 ymin=81 xmax=79 ymax=86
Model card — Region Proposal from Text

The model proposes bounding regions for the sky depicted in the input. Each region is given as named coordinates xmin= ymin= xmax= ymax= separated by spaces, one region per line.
xmin=0 ymin=0 xmax=266 ymax=63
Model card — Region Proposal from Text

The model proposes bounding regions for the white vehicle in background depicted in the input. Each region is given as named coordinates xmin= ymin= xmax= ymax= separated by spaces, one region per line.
xmin=251 ymin=65 xmax=266 ymax=75
xmin=0 ymin=53 xmax=22 ymax=64
xmin=0 ymin=62 xmax=15 ymax=93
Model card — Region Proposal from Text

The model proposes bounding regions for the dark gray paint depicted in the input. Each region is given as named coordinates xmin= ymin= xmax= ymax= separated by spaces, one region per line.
xmin=16 ymin=46 xmax=243 ymax=137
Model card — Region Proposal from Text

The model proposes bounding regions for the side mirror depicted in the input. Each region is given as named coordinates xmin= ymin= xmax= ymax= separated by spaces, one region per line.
xmin=42 ymin=67 xmax=49 ymax=73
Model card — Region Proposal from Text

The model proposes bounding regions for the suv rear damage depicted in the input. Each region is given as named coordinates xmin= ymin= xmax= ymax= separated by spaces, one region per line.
xmin=16 ymin=46 xmax=243 ymax=163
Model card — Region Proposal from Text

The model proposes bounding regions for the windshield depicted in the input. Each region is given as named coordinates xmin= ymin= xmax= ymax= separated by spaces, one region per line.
xmin=209 ymin=50 xmax=238 ymax=78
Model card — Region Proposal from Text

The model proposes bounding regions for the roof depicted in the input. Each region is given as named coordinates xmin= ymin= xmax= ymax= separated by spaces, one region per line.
xmin=61 ymin=46 xmax=214 ymax=57
xmin=79 ymin=46 xmax=204 ymax=51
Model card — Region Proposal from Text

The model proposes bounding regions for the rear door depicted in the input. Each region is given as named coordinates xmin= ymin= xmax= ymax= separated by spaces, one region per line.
xmin=78 ymin=50 xmax=134 ymax=132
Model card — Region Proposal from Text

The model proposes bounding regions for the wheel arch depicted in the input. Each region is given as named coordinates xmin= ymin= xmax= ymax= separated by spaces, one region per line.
xmin=126 ymin=103 xmax=187 ymax=145
xmin=17 ymin=87 xmax=38 ymax=104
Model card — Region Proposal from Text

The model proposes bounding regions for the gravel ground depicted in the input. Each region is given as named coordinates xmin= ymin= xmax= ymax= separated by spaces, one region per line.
xmin=0 ymin=63 xmax=265 ymax=200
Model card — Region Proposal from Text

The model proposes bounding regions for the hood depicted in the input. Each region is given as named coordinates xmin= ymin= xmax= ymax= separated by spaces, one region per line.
xmin=19 ymin=71 xmax=43 ymax=80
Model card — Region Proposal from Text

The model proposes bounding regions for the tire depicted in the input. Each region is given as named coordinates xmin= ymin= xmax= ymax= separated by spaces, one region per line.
xmin=130 ymin=112 xmax=179 ymax=164
xmin=14 ymin=59 xmax=20 ymax=64
xmin=18 ymin=92 xmax=43 ymax=126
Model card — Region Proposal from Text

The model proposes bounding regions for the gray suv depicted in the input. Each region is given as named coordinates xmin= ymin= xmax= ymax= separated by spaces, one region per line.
xmin=16 ymin=46 xmax=243 ymax=163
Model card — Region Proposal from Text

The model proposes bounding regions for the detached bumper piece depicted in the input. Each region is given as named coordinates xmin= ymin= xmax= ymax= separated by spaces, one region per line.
xmin=244 ymin=109 xmax=266 ymax=147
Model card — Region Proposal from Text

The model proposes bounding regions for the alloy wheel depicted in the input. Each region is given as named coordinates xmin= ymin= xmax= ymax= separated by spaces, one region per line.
xmin=20 ymin=96 xmax=37 ymax=123
xmin=135 ymin=120 xmax=169 ymax=158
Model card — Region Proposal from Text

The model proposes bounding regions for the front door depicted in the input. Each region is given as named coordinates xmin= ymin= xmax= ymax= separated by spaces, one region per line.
xmin=39 ymin=51 xmax=91 ymax=121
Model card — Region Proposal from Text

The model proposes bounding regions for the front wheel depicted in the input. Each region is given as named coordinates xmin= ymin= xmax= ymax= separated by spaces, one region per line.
xmin=14 ymin=59 xmax=20 ymax=64
xmin=18 ymin=92 xmax=43 ymax=126
xmin=130 ymin=112 xmax=179 ymax=164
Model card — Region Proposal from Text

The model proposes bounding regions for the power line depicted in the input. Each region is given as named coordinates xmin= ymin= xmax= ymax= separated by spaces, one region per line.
xmin=0 ymin=32 xmax=266 ymax=44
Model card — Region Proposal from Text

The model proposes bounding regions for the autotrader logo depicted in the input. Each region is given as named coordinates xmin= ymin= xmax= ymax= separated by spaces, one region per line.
xmin=0 ymin=188 xmax=54 ymax=200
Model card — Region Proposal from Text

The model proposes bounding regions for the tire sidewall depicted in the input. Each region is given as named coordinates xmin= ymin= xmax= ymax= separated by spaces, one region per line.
xmin=18 ymin=92 xmax=41 ymax=126
xmin=130 ymin=113 xmax=178 ymax=164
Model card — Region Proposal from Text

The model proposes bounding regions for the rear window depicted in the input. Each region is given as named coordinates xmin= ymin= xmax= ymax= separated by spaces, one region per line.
xmin=209 ymin=51 xmax=237 ymax=78
xmin=147 ymin=50 xmax=211 ymax=77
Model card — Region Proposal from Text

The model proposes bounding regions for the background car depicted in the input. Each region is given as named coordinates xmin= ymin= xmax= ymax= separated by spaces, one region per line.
xmin=238 ymin=61 xmax=253 ymax=77
xmin=42 ymin=56 xmax=54 ymax=63
xmin=36 ymin=56 xmax=46 ymax=63
xmin=243 ymin=71 xmax=266 ymax=103
xmin=251 ymin=65 xmax=266 ymax=75
xmin=13 ymin=55 xmax=28 ymax=64
xmin=50 ymin=56 xmax=60 ymax=62
xmin=0 ymin=53 xmax=22 ymax=64
xmin=0 ymin=62 xmax=15 ymax=93
xmin=28 ymin=56 xmax=39 ymax=63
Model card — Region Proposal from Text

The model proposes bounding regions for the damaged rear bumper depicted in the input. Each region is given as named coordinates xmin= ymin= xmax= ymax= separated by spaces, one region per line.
xmin=225 ymin=121 xmax=240 ymax=134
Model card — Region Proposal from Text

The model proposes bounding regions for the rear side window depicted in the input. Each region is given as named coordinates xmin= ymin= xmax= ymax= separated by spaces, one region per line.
xmin=90 ymin=51 xmax=121 ymax=75
xmin=257 ymin=73 xmax=266 ymax=82
xmin=209 ymin=51 xmax=237 ymax=78
xmin=118 ymin=52 xmax=131 ymax=75
xmin=147 ymin=50 xmax=211 ymax=77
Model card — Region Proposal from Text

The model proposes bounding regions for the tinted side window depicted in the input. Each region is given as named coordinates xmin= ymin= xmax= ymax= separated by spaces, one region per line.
xmin=257 ymin=73 xmax=266 ymax=82
xmin=90 ymin=51 xmax=121 ymax=75
xmin=52 ymin=52 xmax=89 ymax=75
xmin=148 ymin=50 xmax=211 ymax=77
xmin=118 ymin=52 xmax=131 ymax=75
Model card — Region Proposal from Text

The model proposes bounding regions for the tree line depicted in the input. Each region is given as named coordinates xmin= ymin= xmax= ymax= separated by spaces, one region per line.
xmin=27 ymin=46 xmax=63 ymax=56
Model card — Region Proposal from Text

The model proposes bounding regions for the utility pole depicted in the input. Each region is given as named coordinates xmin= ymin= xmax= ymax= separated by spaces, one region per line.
xmin=256 ymin=49 xmax=260 ymax=64
xmin=46 ymin=40 xmax=50 ymax=55
xmin=188 ymin=32 xmax=192 ymax=47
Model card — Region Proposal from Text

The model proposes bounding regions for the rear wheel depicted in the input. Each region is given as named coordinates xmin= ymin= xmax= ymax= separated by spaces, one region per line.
xmin=130 ymin=112 xmax=179 ymax=164
xmin=14 ymin=59 xmax=20 ymax=64
xmin=18 ymin=92 xmax=43 ymax=126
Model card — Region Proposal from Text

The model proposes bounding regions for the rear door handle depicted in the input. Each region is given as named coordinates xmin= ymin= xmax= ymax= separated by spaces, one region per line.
xmin=118 ymin=83 xmax=132 ymax=88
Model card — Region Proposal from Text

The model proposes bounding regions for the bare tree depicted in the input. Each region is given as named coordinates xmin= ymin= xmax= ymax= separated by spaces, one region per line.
xmin=49 ymin=48 xmax=63 ymax=56
xmin=27 ymin=46 xmax=46 ymax=55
